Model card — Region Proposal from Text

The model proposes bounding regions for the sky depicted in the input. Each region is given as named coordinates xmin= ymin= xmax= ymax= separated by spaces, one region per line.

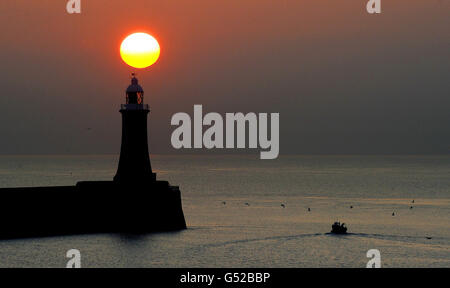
xmin=0 ymin=0 xmax=449 ymax=155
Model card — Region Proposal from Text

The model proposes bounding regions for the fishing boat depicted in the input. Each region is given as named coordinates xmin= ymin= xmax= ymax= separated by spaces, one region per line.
xmin=331 ymin=222 xmax=347 ymax=234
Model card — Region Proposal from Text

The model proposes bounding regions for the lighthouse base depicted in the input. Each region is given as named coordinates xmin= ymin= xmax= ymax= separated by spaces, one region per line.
xmin=0 ymin=181 xmax=187 ymax=239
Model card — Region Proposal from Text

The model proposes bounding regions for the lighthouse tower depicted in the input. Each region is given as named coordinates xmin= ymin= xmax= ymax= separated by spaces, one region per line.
xmin=0 ymin=73 xmax=186 ymax=239
xmin=114 ymin=73 xmax=156 ymax=184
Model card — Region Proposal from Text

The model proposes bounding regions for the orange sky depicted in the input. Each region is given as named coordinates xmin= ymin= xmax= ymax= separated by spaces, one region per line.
xmin=0 ymin=0 xmax=449 ymax=154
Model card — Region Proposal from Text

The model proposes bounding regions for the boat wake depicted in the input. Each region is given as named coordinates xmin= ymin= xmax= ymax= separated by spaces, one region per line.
xmin=188 ymin=230 xmax=446 ymax=252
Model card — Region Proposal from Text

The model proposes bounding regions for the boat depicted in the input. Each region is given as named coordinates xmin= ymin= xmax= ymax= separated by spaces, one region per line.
xmin=331 ymin=222 xmax=347 ymax=234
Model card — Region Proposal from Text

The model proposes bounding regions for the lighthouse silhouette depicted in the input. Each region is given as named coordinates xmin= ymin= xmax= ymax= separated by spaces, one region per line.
xmin=114 ymin=73 xmax=155 ymax=184
xmin=0 ymin=73 xmax=187 ymax=239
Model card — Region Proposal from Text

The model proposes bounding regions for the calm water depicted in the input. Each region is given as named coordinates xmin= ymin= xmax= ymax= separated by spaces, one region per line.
xmin=0 ymin=155 xmax=449 ymax=267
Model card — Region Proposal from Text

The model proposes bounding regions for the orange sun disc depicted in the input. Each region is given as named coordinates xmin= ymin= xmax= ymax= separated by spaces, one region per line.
xmin=120 ymin=33 xmax=160 ymax=69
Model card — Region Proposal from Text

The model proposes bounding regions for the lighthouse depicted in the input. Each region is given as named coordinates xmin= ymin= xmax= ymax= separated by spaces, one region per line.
xmin=114 ymin=73 xmax=156 ymax=184
xmin=0 ymin=73 xmax=186 ymax=239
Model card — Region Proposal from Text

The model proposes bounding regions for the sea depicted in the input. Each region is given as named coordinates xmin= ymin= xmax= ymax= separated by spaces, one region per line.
xmin=0 ymin=155 xmax=448 ymax=268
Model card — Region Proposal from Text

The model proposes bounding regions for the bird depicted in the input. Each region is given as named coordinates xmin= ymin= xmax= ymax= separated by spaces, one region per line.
xmin=410 ymin=206 xmax=413 ymax=209
xmin=307 ymin=208 xmax=311 ymax=212
xmin=281 ymin=204 xmax=285 ymax=208
xmin=412 ymin=200 xmax=415 ymax=203
xmin=426 ymin=237 xmax=432 ymax=240
xmin=392 ymin=212 xmax=395 ymax=216
xmin=222 ymin=201 xmax=226 ymax=205
xmin=350 ymin=206 xmax=353 ymax=209
xmin=245 ymin=203 xmax=250 ymax=206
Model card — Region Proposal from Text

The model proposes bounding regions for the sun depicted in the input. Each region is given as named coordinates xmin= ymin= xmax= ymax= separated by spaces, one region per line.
xmin=120 ymin=33 xmax=160 ymax=69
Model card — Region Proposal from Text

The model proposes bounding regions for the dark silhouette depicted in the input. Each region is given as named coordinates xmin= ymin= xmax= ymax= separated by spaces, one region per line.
xmin=0 ymin=74 xmax=186 ymax=239
xmin=308 ymin=207 xmax=311 ymax=212
xmin=114 ymin=74 xmax=154 ymax=183
xmin=245 ymin=203 xmax=250 ymax=206
xmin=350 ymin=206 xmax=353 ymax=209
xmin=392 ymin=212 xmax=395 ymax=216
xmin=281 ymin=204 xmax=285 ymax=208
xmin=331 ymin=222 xmax=347 ymax=234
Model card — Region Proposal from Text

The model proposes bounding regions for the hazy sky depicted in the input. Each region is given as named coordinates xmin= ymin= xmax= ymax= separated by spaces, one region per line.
xmin=0 ymin=0 xmax=449 ymax=154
